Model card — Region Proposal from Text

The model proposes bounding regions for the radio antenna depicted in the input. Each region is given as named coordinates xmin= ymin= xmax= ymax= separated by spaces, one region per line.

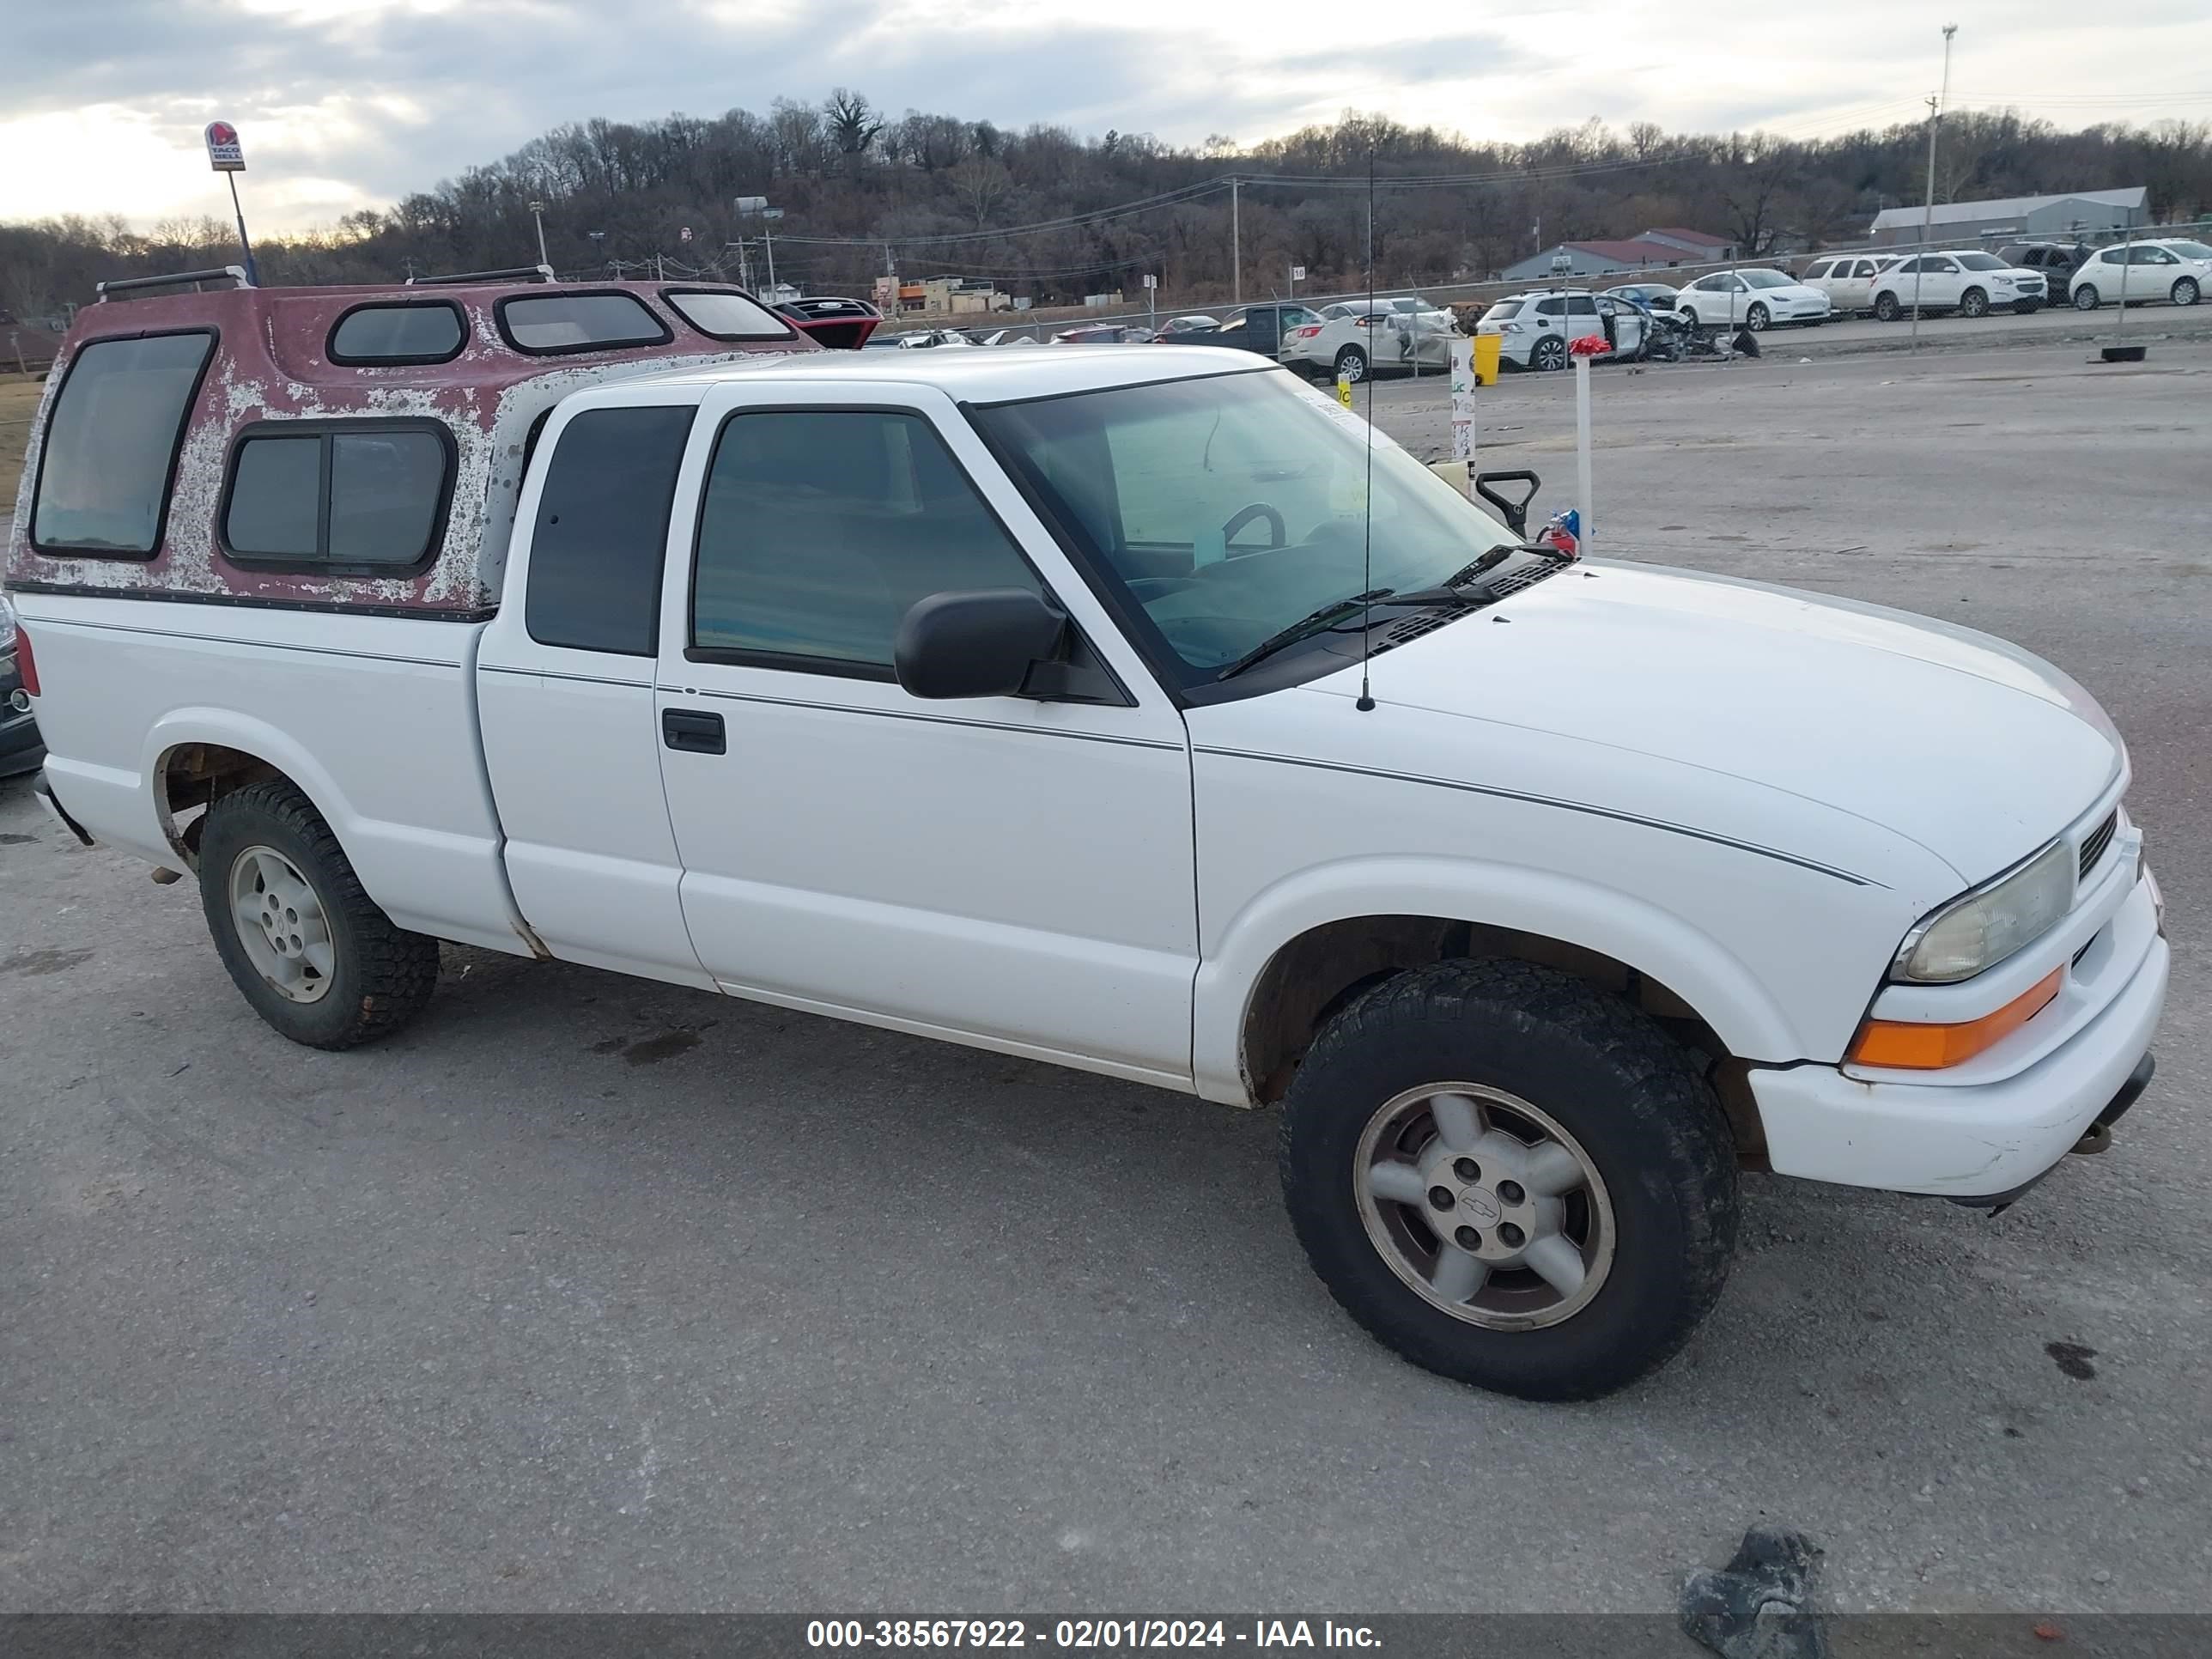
xmin=1356 ymin=153 xmax=1378 ymax=714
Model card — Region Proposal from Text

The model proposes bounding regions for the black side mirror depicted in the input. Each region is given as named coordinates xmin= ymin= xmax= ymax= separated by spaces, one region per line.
xmin=894 ymin=588 xmax=1068 ymax=701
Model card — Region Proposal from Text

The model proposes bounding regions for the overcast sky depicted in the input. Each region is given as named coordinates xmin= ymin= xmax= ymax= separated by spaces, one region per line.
xmin=4 ymin=0 xmax=2209 ymax=232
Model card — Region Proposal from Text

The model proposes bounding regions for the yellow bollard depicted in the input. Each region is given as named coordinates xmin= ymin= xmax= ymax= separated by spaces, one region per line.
xmin=1472 ymin=334 xmax=1502 ymax=387
xmin=1335 ymin=373 xmax=1354 ymax=408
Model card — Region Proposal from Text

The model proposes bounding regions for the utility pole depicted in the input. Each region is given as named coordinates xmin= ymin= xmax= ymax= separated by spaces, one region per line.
xmin=1231 ymin=177 xmax=1242 ymax=306
xmin=587 ymin=229 xmax=606 ymax=274
xmin=529 ymin=201 xmax=549 ymax=267
xmin=1911 ymin=22 xmax=1959 ymax=352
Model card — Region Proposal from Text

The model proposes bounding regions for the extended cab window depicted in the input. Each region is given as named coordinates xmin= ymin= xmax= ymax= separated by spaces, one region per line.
xmin=328 ymin=301 xmax=466 ymax=365
xmin=497 ymin=292 xmax=672 ymax=355
xmin=31 ymin=330 xmax=214 ymax=556
xmin=222 ymin=422 xmax=452 ymax=569
xmin=690 ymin=410 xmax=1040 ymax=677
xmin=525 ymin=405 xmax=696 ymax=655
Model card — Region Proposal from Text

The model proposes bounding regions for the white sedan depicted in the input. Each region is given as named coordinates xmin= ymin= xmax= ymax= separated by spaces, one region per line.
xmin=1675 ymin=269 xmax=1832 ymax=330
xmin=1869 ymin=252 xmax=2045 ymax=320
xmin=2066 ymin=240 xmax=2212 ymax=310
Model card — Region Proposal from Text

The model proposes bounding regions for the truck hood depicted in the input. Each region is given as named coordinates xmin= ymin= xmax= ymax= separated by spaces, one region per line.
xmin=1316 ymin=560 xmax=2121 ymax=884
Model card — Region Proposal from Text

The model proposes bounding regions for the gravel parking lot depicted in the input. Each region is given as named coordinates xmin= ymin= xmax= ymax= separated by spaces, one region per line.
xmin=3 ymin=337 xmax=2208 ymax=1619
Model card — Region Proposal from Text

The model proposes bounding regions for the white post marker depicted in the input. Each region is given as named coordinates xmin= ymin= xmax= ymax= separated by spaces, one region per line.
xmin=1449 ymin=336 xmax=1476 ymax=459
xmin=1574 ymin=352 xmax=1595 ymax=556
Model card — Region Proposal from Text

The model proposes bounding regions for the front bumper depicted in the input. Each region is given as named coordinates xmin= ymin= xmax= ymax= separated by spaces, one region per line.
xmin=1748 ymin=873 xmax=2168 ymax=1200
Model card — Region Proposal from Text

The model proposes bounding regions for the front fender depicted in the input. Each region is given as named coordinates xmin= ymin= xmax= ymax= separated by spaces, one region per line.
xmin=1190 ymin=854 xmax=1805 ymax=1105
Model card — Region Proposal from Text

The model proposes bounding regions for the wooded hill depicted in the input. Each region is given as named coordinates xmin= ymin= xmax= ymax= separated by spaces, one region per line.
xmin=5 ymin=97 xmax=2209 ymax=319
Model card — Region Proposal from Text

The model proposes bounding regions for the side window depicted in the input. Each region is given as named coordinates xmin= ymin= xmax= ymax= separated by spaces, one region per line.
xmin=1565 ymin=296 xmax=1599 ymax=316
xmin=1854 ymin=260 xmax=1879 ymax=277
xmin=1533 ymin=298 xmax=1565 ymax=316
xmin=1804 ymin=260 xmax=1832 ymax=282
xmin=329 ymin=301 xmax=466 ymax=365
xmin=222 ymin=422 xmax=452 ymax=569
xmin=30 ymin=330 xmax=214 ymax=557
xmin=1893 ymin=258 xmax=1923 ymax=276
xmin=524 ymin=405 xmax=696 ymax=656
xmin=690 ymin=410 xmax=1041 ymax=678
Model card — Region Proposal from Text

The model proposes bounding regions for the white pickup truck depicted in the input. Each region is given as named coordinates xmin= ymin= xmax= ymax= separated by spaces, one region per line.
xmin=9 ymin=275 xmax=2167 ymax=1401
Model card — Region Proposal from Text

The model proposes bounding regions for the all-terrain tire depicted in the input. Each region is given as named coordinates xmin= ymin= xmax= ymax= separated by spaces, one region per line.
xmin=1279 ymin=957 xmax=1738 ymax=1401
xmin=198 ymin=779 xmax=441 ymax=1049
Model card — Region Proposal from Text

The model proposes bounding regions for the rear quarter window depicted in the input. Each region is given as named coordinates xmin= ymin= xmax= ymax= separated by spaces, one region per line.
xmin=524 ymin=405 xmax=696 ymax=656
xmin=31 ymin=330 xmax=215 ymax=558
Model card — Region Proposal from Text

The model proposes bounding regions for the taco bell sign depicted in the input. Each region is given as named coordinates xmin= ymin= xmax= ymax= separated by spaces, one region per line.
xmin=205 ymin=121 xmax=246 ymax=172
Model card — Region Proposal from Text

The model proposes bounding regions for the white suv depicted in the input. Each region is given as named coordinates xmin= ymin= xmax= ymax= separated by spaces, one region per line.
xmin=1869 ymin=251 xmax=2045 ymax=320
xmin=2067 ymin=239 xmax=2212 ymax=310
xmin=1799 ymin=253 xmax=1903 ymax=316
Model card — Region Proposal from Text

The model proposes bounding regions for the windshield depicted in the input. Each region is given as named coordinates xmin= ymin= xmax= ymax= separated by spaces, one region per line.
xmin=1739 ymin=270 xmax=1794 ymax=289
xmin=1955 ymin=252 xmax=2008 ymax=270
xmin=974 ymin=370 xmax=1524 ymax=685
xmin=2163 ymin=240 xmax=2212 ymax=260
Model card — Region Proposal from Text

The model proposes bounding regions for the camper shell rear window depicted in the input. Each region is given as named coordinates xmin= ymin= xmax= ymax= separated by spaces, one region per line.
xmin=30 ymin=328 xmax=216 ymax=559
xmin=495 ymin=290 xmax=672 ymax=356
xmin=328 ymin=300 xmax=468 ymax=366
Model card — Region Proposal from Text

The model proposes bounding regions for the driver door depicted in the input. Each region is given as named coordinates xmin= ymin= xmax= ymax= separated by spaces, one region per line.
xmin=651 ymin=380 xmax=1200 ymax=1086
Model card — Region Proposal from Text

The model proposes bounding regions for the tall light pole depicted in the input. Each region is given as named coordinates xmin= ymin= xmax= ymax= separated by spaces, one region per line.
xmin=528 ymin=200 xmax=549 ymax=268
xmin=587 ymin=229 xmax=606 ymax=274
xmin=1231 ymin=176 xmax=1242 ymax=306
xmin=1911 ymin=23 xmax=1959 ymax=351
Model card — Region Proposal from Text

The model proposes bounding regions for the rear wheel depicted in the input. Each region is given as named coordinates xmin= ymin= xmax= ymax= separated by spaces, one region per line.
xmin=198 ymin=780 xmax=440 ymax=1049
xmin=1960 ymin=287 xmax=1990 ymax=318
xmin=1530 ymin=334 xmax=1567 ymax=371
xmin=2073 ymin=283 xmax=2101 ymax=311
xmin=2173 ymin=277 xmax=2201 ymax=307
xmin=1279 ymin=958 xmax=1738 ymax=1401
xmin=1874 ymin=291 xmax=1901 ymax=322
xmin=1333 ymin=345 xmax=1368 ymax=384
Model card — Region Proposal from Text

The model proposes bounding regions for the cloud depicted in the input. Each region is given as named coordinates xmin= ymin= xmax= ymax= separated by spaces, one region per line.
xmin=3 ymin=0 xmax=2209 ymax=228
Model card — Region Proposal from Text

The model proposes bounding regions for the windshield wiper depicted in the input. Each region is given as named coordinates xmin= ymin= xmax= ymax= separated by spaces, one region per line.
xmin=1216 ymin=586 xmax=1474 ymax=680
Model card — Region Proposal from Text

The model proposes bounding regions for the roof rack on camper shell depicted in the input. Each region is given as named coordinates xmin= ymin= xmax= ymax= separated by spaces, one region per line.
xmin=5 ymin=274 xmax=851 ymax=618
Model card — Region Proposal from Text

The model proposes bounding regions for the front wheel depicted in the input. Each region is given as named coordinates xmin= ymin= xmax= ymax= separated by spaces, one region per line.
xmin=2173 ymin=277 xmax=2201 ymax=307
xmin=1959 ymin=287 xmax=1989 ymax=318
xmin=198 ymin=780 xmax=441 ymax=1049
xmin=1743 ymin=303 xmax=1770 ymax=331
xmin=1873 ymin=292 xmax=1901 ymax=322
xmin=1333 ymin=345 xmax=1368 ymax=384
xmin=2073 ymin=283 xmax=2101 ymax=311
xmin=1279 ymin=959 xmax=1739 ymax=1401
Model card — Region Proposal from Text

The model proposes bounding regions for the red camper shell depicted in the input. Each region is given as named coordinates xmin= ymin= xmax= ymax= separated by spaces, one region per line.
xmin=7 ymin=275 xmax=830 ymax=618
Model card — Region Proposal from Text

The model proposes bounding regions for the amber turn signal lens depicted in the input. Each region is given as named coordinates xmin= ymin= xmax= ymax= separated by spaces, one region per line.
xmin=1850 ymin=968 xmax=2063 ymax=1070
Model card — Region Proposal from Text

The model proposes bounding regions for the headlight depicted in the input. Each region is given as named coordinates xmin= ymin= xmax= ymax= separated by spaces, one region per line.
xmin=1893 ymin=840 xmax=2074 ymax=983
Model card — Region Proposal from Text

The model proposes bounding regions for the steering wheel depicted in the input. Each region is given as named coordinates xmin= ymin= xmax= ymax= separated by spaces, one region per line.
xmin=1220 ymin=502 xmax=1286 ymax=553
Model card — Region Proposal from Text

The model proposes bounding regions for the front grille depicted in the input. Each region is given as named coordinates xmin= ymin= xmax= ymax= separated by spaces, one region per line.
xmin=2079 ymin=810 xmax=2118 ymax=881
